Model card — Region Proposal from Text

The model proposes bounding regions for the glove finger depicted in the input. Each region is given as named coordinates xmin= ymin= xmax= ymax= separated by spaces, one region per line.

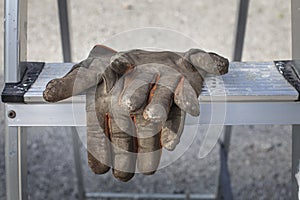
xmin=161 ymin=104 xmax=186 ymax=151
xmin=102 ymin=70 xmax=137 ymax=182
xmin=110 ymin=50 xmax=183 ymax=74
xmin=108 ymin=114 xmax=137 ymax=182
xmin=174 ymin=76 xmax=200 ymax=116
xmin=87 ymin=110 xmax=112 ymax=174
xmin=43 ymin=45 xmax=116 ymax=102
xmin=120 ymin=69 xmax=159 ymax=112
xmin=143 ymin=74 xmax=181 ymax=123
xmin=186 ymin=49 xmax=229 ymax=75
xmin=135 ymin=114 xmax=162 ymax=175
xmin=88 ymin=45 xmax=117 ymax=57
xmin=86 ymin=85 xmax=111 ymax=174
xmin=43 ymin=66 xmax=94 ymax=102
xmin=110 ymin=50 xmax=174 ymax=74
xmin=110 ymin=51 xmax=135 ymax=74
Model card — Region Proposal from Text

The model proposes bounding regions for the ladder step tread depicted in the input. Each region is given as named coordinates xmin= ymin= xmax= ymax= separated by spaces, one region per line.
xmin=22 ymin=61 xmax=299 ymax=103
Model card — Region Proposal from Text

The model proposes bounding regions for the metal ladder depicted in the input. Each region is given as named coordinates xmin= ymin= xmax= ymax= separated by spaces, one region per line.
xmin=3 ymin=0 xmax=300 ymax=200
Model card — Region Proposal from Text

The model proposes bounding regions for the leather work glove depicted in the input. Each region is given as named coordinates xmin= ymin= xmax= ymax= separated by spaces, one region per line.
xmin=43 ymin=45 xmax=229 ymax=182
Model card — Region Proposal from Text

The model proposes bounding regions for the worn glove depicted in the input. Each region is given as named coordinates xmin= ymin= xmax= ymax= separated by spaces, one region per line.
xmin=43 ymin=45 xmax=229 ymax=182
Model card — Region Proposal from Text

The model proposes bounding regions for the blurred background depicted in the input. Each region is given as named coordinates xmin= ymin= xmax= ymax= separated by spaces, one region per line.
xmin=0 ymin=0 xmax=293 ymax=199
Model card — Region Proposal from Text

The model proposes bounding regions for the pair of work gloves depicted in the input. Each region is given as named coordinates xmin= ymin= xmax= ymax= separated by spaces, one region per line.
xmin=43 ymin=45 xmax=229 ymax=182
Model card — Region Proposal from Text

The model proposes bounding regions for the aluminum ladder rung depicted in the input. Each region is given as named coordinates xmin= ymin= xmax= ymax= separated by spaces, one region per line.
xmin=23 ymin=61 xmax=298 ymax=103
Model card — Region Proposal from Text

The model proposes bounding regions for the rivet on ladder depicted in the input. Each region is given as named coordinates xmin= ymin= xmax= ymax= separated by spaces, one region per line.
xmin=7 ymin=110 xmax=16 ymax=119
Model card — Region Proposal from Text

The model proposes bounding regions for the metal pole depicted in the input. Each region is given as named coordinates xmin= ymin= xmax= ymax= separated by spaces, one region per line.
xmin=292 ymin=125 xmax=300 ymax=200
xmin=57 ymin=0 xmax=72 ymax=62
xmin=291 ymin=1 xmax=300 ymax=199
xmin=5 ymin=126 xmax=19 ymax=200
xmin=4 ymin=0 xmax=28 ymax=82
xmin=292 ymin=0 xmax=300 ymax=60
xmin=4 ymin=0 xmax=28 ymax=199
xmin=57 ymin=1 xmax=85 ymax=199
xmin=71 ymin=132 xmax=85 ymax=200
xmin=5 ymin=126 xmax=27 ymax=200
xmin=232 ymin=0 xmax=250 ymax=62
xmin=18 ymin=127 xmax=27 ymax=200
xmin=216 ymin=141 xmax=234 ymax=200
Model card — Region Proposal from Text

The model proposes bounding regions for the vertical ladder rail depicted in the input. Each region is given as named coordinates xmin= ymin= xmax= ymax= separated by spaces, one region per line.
xmin=292 ymin=126 xmax=300 ymax=200
xmin=291 ymin=0 xmax=300 ymax=199
xmin=5 ymin=127 xmax=27 ymax=200
xmin=232 ymin=0 xmax=250 ymax=62
xmin=4 ymin=0 xmax=28 ymax=82
xmin=57 ymin=0 xmax=72 ymax=62
xmin=4 ymin=0 xmax=28 ymax=200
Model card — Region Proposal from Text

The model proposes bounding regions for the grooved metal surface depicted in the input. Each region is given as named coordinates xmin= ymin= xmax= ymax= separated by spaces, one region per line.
xmin=24 ymin=61 xmax=299 ymax=103
xmin=201 ymin=61 xmax=298 ymax=101
xmin=24 ymin=63 xmax=85 ymax=103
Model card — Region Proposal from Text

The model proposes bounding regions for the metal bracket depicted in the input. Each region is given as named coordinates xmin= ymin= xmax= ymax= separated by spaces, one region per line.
xmin=2 ymin=62 xmax=44 ymax=103
xmin=275 ymin=60 xmax=300 ymax=98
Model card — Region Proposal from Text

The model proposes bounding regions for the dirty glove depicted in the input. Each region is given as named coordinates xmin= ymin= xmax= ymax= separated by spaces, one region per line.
xmin=105 ymin=49 xmax=228 ymax=179
xmin=43 ymin=45 xmax=229 ymax=182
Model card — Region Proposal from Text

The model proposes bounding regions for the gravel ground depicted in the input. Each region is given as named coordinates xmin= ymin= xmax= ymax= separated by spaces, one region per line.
xmin=0 ymin=0 xmax=293 ymax=199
